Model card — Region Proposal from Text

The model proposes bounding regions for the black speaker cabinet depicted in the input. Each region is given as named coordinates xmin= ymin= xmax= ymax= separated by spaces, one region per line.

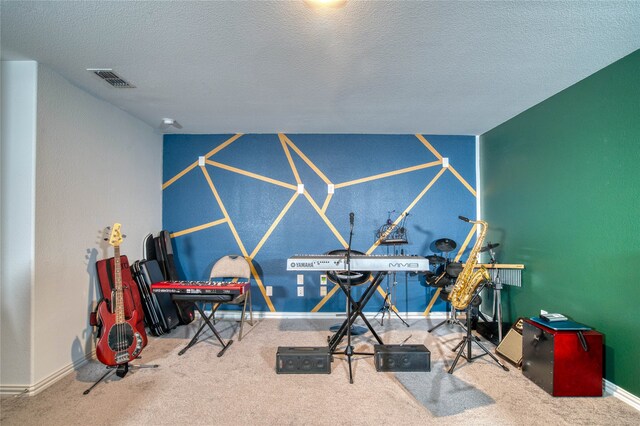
xmin=374 ymin=344 xmax=430 ymax=372
xmin=276 ymin=347 xmax=331 ymax=374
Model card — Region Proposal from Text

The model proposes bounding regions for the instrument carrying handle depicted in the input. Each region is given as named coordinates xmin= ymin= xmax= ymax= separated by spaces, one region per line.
xmin=577 ymin=331 xmax=589 ymax=352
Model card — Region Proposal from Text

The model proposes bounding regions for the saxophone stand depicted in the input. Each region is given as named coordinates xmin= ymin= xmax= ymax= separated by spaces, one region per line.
xmin=83 ymin=361 xmax=159 ymax=395
xmin=447 ymin=281 xmax=509 ymax=374
xmin=428 ymin=303 xmax=467 ymax=333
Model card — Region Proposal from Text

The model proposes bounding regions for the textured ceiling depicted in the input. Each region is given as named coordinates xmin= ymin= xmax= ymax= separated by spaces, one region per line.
xmin=2 ymin=1 xmax=639 ymax=135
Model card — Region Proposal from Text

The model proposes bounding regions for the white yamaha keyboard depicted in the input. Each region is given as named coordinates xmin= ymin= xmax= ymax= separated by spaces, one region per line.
xmin=287 ymin=254 xmax=429 ymax=272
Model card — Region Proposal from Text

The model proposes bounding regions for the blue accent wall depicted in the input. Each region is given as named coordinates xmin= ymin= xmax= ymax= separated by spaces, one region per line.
xmin=163 ymin=134 xmax=477 ymax=312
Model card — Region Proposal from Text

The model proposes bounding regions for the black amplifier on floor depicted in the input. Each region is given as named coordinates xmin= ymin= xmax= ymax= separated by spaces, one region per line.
xmin=374 ymin=344 xmax=431 ymax=372
xmin=276 ymin=347 xmax=331 ymax=374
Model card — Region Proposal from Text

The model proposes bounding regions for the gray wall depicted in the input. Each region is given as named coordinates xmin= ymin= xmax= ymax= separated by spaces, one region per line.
xmin=1 ymin=62 xmax=163 ymax=393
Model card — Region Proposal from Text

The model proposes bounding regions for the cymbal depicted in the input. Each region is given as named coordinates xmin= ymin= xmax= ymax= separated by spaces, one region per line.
xmin=434 ymin=238 xmax=457 ymax=252
xmin=426 ymin=254 xmax=446 ymax=264
xmin=479 ymin=242 xmax=500 ymax=253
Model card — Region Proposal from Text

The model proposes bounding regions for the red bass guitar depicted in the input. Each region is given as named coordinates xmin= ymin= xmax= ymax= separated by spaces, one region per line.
xmin=96 ymin=223 xmax=146 ymax=366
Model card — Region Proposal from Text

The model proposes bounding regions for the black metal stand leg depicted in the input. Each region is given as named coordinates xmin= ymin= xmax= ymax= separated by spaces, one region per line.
xmin=178 ymin=304 xmax=233 ymax=357
xmin=448 ymin=303 xmax=509 ymax=374
xmin=83 ymin=361 xmax=160 ymax=395
xmin=83 ymin=367 xmax=116 ymax=395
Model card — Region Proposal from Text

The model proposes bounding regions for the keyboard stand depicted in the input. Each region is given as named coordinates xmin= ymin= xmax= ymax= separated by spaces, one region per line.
xmin=171 ymin=294 xmax=234 ymax=357
xmin=328 ymin=271 xmax=387 ymax=353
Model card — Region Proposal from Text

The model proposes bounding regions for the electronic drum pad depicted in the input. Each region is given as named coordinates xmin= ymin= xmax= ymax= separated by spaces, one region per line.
xmin=325 ymin=249 xmax=372 ymax=286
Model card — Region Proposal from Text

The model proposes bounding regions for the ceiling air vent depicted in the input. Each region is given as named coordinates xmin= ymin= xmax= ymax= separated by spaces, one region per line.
xmin=87 ymin=68 xmax=135 ymax=88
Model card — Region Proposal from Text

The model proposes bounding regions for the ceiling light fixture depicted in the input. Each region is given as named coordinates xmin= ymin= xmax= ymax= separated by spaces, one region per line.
xmin=160 ymin=118 xmax=183 ymax=130
xmin=304 ymin=0 xmax=347 ymax=9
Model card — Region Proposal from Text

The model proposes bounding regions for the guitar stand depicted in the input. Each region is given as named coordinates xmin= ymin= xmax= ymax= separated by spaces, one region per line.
xmin=447 ymin=284 xmax=509 ymax=374
xmin=83 ymin=361 xmax=159 ymax=395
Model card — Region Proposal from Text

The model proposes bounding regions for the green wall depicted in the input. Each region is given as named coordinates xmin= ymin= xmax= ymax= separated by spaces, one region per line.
xmin=480 ymin=50 xmax=640 ymax=397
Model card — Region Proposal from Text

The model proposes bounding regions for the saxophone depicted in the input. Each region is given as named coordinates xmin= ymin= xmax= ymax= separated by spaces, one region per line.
xmin=448 ymin=216 xmax=491 ymax=310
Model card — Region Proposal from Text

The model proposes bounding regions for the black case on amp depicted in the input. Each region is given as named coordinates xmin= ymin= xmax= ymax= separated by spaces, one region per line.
xmin=131 ymin=259 xmax=181 ymax=336
xmin=276 ymin=347 xmax=332 ymax=374
xmin=374 ymin=344 xmax=431 ymax=372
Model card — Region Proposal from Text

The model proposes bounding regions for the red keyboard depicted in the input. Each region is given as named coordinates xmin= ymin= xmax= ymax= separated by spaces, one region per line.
xmin=150 ymin=281 xmax=249 ymax=296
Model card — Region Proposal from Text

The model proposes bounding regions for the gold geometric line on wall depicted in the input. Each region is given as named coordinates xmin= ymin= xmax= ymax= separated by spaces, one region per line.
xmin=303 ymin=191 xmax=349 ymax=248
xmin=422 ymin=223 xmax=478 ymax=317
xmin=203 ymin=133 xmax=244 ymax=159
xmin=321 ymin=193 xmax=333 ymax=213
xmin=200 ymin=166 xmax=248 ymax=256
xmin=205 ymin=160 xmax=297 ymax=190
xmin=250 ymin=192 xmax=299 ymax=259
xmin=311 ymin=168 xmax=448 ymax=312
xmin=311 ymin=275 xmax=374 ymax=313
xmin=279 ymin=134 xmax=302 ymax=185
xmin=366 ymin=167 xmax=447 ymax=255
xmin=281 ymin=134 xmax=333 ymax=185
xmin=311 ymin=283 xmax=342 ymax=312
xmin=415 ymin=134 xmax=443 ymax=160
xmin=170 ymin=218 xmax=228 ymax=238
xmin=162 ymin=161 xmax=198 ymax=190
xmin=447 ymin=166 xmax=477 ymax=196
xmin=200 ymin=165 xmax=276 ymax=311
xmin=163 ymin=133 xmax=244 ymax=190
xmin=334 ymin=161 xmax=441 ymax=189
xmin=164 ymin=132 xmax=477 ymax=314
xmin=247 ymin=259 xmax=275 ymax=312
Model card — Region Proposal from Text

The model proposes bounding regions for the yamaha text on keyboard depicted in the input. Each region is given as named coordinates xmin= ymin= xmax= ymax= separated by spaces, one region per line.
xmin=286 ymin=254 xmax=428 ymax=272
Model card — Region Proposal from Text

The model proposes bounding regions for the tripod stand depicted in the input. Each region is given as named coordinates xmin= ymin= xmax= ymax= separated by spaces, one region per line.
xmin=428 ymin=303 xmax=467 ymax=333
xmin=374 ymin=244 xmax=409 ymax=327
xmin=448 ymin=281 xmax=509 ymax=374
xmin=83 ymin=361 xmax=159 ymax=395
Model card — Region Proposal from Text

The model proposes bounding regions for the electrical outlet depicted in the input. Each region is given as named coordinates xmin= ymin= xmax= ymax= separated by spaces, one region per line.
xmin=540 ymin=309 xmax=548 ymax=315
xmin=320 ymin=286 xmax=327 ymax=296
xmin=297 ymin=274 xmax=304 ymax=285
xmin=266 ymin=286 xmax=273 ymax=296
xmin=297 ymin=286 xmax=304 ymax=297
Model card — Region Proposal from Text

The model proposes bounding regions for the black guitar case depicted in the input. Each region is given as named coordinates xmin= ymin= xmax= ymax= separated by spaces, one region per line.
xmin=150 ymin=230 xmax=195 ymax=325
xmin=131 ymin=260 xmax=181 ymax=335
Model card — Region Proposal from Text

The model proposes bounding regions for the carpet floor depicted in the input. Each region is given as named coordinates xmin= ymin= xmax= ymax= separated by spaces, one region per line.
xmin=2 ymin=317 xmax=639 ymax=425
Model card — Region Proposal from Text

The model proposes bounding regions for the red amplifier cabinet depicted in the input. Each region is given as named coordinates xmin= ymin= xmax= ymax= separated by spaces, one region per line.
xmin=522 ymin=319 xmax=603 ymax=396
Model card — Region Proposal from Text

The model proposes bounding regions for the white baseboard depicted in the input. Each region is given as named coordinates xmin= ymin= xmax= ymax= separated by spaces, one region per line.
xmin=0 ymin=350 xmax=94 ymax=396
xmin=604 ymin=379 xmax=640 ymax=411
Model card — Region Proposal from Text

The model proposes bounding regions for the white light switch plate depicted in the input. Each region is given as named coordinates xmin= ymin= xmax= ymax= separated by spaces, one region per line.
xmin=297 ymin=287 xmax=304 ymax=297
xmin=320 ymin=286 xmax=327 ymax=296
xmin=297 ymin=274 xmax=304 ymax=285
